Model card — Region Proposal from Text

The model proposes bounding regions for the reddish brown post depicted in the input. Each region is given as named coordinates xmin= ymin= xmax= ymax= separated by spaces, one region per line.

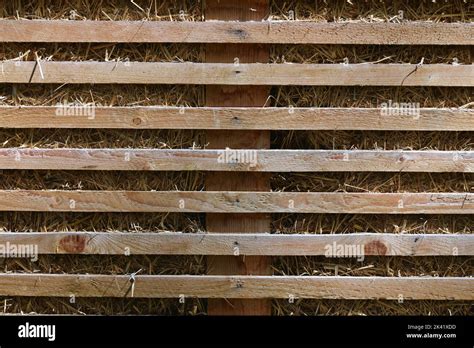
xmin=205 ymin=0 xmax=272 ymax=315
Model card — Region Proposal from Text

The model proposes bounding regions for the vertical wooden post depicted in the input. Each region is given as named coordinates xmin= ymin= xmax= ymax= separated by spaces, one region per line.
xmin=205 ymin=0 xmax=272 ymax=315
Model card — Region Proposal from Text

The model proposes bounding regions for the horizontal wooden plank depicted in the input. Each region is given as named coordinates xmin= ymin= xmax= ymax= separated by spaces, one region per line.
xmin=0 ymin=148 xmax=472 ymax=172
xmin=0 ymin=232 xmax=471 ymax=256
xmin=0 ymin=20 xmax=472 ymax=45
xmin=1 ymin=106 xmax=472 ymax=131
xmin=0 ymin=191 xmax=472 ymax=214
xmin=0 ymin=274 xmax=471 ymax=299
xmin=1 ymin=62 xmax=471 ymax=86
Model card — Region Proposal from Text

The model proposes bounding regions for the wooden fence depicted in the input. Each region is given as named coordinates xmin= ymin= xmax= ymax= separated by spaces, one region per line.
xmin=0 ymin=0 xmax=473 ymax=315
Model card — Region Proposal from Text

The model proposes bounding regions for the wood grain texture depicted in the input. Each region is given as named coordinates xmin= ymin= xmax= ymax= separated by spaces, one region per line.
xmin=0 ymin=191 xmax=472 ymax=214
xmin=0 ymin=274 xmax=471 ymax=299
xmin=1 ymin=106 xmax=472 ymax=131
xmin=204 ymin=0 xmax=272 ymax=316
xmin=1 ymin=232 xmax=471 ymax=256
xmin=1 ymin=61 xmax=471 ymax=86
xmin=1 ymin=148 xmax=472 ymax=172
xmin=1 ymin=20 xmax=472 ymax=44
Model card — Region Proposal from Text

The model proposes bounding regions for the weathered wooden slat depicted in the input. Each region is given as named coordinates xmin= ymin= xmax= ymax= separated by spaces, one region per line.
xmin=0 ymin=20 xmax=472 ymax=45
xmin=0 ymin=232 xmax=471 ymax=256
xmin=0 ymin=191 xmax=472 ymax=214
xmin=1 ymin=106 xmax=472 ymax=131
xmin=1 ymin=148 xmax=472 ymax=172
xmin=0 ymin=274 xmax=471 ymax=299
xmin=1 ymin=62 xmax=471 ymax=86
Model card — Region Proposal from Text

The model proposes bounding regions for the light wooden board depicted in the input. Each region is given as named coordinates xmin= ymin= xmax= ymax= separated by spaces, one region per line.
xmin=0 ymin=274 xmax=471 ymax=299
xmin=1 ymin=106 xmax=472 ymax=130
xmin=0 ymin=232 xmax=471 ymax=256
xmin=1 ymin=148 xmax=472 ymax=172
xmin=0 ymin=20 xmax=472 ymax=45
xmin=0 ymin=191 xmax=472 ymax=214
xmin=1 ymin=61 xmax=471 ymax=86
